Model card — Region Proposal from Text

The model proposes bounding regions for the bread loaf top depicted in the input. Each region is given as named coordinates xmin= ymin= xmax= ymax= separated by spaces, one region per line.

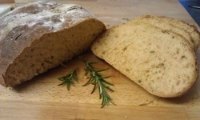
xmin=0 ymin=2 xmax=95 ymax=85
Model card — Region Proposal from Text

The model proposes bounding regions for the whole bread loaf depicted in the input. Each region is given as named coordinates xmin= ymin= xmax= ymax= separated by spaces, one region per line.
xmin=0 ymin=2 xmax=105 ymax=86
xmin=92 ymin=19 xmax=198 ymax=98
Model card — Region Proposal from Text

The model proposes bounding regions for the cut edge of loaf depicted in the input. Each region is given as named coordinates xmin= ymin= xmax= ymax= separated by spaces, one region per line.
xmin=2 ymin=18 xmax=105 ymax=87
xmin=133 ymin=15 xmax=195 ymax=50
xmin=160 ymin=15 xmax=200 ymax=49
xmin=136 ymin=15 xmax=200 ymax=50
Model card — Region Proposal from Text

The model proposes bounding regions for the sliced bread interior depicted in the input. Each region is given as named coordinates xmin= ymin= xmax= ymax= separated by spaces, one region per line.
xmin=92 ymin=21 xmax=197 ymax=98
xmin=3 ymin=19 xmax=105 ymax=86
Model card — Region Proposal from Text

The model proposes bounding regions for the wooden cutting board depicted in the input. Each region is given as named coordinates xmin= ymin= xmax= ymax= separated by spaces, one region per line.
xmin=1 ymin=0 xmax=200 ymax=120
xmin=0 ymin=0 xmax=14 ymax=3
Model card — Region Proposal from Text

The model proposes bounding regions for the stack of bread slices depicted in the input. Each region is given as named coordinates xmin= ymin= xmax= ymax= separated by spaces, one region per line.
xmin=92 ymin=15 xmax=200 ymax=97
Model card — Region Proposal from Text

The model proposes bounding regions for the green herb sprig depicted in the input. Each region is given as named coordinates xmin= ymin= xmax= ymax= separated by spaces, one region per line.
xmin=58 ymin=70 xmax=78 ymax=91
xmin=83 ymin=61 xmax=114 ymax=108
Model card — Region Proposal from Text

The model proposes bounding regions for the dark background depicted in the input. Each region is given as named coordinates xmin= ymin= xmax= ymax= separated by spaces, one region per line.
xmin=180 ymin=0 xmax=200 ymax=26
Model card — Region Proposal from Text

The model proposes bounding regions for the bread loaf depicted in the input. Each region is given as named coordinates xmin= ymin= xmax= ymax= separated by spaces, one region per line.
xmin=0 ymin=2 xmax=105 ymax=86
xmin=91 ymin=20 xmax=198 ymax=98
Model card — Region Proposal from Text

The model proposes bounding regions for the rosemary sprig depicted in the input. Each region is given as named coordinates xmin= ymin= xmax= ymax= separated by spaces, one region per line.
xmin=58 ymin=70 xmax=78 ymax=91
xmin=83 ymin=61 xmax=114 ymax=108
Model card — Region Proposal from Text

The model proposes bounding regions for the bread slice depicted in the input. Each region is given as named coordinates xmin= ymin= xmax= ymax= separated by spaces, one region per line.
xmin=91 ymin=21 xmax=197 ymax=98
xmin=133 ymin=15 xmax=195 ymax=49
xmin=138 ymin=15 xmax=200 ymax=49
xmin=0 ymin=2 xmax=105 ymax=86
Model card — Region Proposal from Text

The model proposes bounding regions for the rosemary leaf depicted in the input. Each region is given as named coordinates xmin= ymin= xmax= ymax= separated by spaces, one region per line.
xmin=58 ymin=70 xmax=77 ymax=91
xmin=83 ymin=61 xmax=114 ymax=108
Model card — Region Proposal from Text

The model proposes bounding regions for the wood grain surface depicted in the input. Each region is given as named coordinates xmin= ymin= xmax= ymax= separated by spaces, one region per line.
xmin=0 ymin=0 xmax=14 ymax=3
xmin=0 ymin=0 xmax=200 ymax=120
